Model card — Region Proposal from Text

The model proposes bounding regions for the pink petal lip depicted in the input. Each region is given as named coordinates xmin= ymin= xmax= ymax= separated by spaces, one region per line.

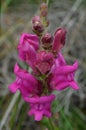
xmin=49 ymin=52 xmax=79 ymax=91
xmin=55 ymin=62 xmax=78 ymax=75
xmin=27 ymin=94 xmax=55 ymax=121
xmin=55 ymin=81 xmax=70 ymax=90
xmin=28 ymin=109 xmax=51 ymax=121
xmin=9 ymin=82 xmax=20 ymax=93
xmin=69 ymin=81 xmax=79 ymax=90
xmin=14 ymin=63 xmax=37 ymax=84
xmin=28 ymin=109 xmax=43 ymax=121
xmin=25 ymin=94 xmax=55 ymax=103
xmin=9 ymin=63 xmax=41 ymax=98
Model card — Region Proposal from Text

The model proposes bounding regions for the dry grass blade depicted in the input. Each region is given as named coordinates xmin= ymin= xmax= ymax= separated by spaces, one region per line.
xmin=0 ymin=92 xmax=20 ymax=130
xmin=61 ymin=0 xmax=83 ymax=26
xmin=0 ymin=22 xmax=23 ymax=44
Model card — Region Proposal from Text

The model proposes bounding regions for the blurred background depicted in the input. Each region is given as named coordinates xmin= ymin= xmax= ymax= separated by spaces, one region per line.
xmin=0 ymin=0 xmax=86 ymax=130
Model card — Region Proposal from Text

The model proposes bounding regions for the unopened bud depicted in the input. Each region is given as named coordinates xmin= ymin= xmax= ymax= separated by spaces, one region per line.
xmin=54 ymin=28 xmax=67 ymax=46
xmin=33 ymin=21 xmax=44 ymax=34
xmin=32 ymin=16 xmax=41 ymax=24
xmin=40 ymin=3 xmax=48 ymax=10
xmin=52 ymin=28 xmax=67 ymax=52
xmin=41 ymin=33 xmax=53 ymax=48
xmin=40 ymin=3 xmax=48 ymax=17
xmin=41 ymin=11 xmax=48 ymax=17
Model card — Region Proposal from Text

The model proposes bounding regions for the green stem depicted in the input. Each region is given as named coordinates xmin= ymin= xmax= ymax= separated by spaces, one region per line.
xmin=48 ymin=117 xmax=60 ymax=130
xmin=42 ymin=0 xmax=49 ymax=5
xmin=39 ymin=121 xmax=45 ymax=130
xmin=46 ymin=0 xmax=49 ymax=6
xmin=1 ymin=0 xmax=13 ymax=13
xmin=42 ymin=79 xmax=49 ymax=94
xmin=48 ymin=118 xmax=55 ymax=130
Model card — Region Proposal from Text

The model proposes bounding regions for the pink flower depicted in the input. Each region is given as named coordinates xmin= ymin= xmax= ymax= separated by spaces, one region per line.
xmin=49 ymin=52 xmax=79 ymax=90
xmin=25 ymin=94 xmax=55 ymax=121
xmin=52 ymin=28 xmax=67 ymax=53
xmin=9 ymin=63 xmax=41 ymax=99
xmin=18 ymin=33 xmax=39 ymax=69
xmin=18 ymin=33 xmax=55 ymax=74
xmin=34 ymin=51 xmax=55 ymax=74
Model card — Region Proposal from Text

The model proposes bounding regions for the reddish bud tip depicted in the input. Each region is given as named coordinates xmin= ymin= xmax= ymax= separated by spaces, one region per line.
xmin=41 ymin=33 xmax=53 ymax=48
xmin=40 ymin=3 xmax=48 ymax=10
xmin=41 ymin=11 xmax=48 ymax=17
xmin=52 ymin=28 xmax=67 ymax=53
xmin=54 ymin=28 xmax=67 ymax=46
xmin=32 ymin=16 xmax=41 ymax=24
xmin=42 ymin=33 xmax=53 ymax=43
xmin=33 ymin=21 xmax=44 ymax=33
xmin=40 ymin=3 xmax=48 ymax=17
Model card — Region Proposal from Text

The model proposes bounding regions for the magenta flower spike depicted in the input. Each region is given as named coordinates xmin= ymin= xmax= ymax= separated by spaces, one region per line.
xmin=9 ymin=63 xmax=41 ymax=99
xmin=8 ymin=2 xmax=79 ymax=122
xmin=25 ymin=94 xmax=55 ymax=121
xmin=49 ymin=53 xmax=79 ymax=90
xmin=52 ymin=28 xmax=67 ymax=53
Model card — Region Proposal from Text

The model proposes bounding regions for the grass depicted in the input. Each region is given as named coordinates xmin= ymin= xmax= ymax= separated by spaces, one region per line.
xmin=59 ymin=107 xmax=86 ymax=130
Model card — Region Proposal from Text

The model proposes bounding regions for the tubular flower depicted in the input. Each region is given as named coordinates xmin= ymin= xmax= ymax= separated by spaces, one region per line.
xmin=52 ymin=28 xmax=67 ymax=54
xmin=25 ymin=94 xmax=55 ymax=121
xmin=49 ymin=52 xmax=79 ymax=90
xmin=9 ymin=63 xmax=42 ymax=99
xmin=18 ymin=33 xmax=39 ymax=69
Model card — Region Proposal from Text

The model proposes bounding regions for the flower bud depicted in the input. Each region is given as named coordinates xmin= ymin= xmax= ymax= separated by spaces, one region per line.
xmin=33 ymin=21 xmax=44 ymax=34
xmin=40 ymin=3 xmax=48 ymax=17
xmin=40 ymin=3 xmax=48 ymax=11
xmin=41 ymin=11 xmax=48 ymax=17
xmin=41 ymin=33 xmax=53 ymax=48
xmin=54 ymin=28 xmax=67 ymax=46
xmin=52 ymin=28 xmax=67 ymax=53
xmin=32 ymin=16 xmax=41 ymax=24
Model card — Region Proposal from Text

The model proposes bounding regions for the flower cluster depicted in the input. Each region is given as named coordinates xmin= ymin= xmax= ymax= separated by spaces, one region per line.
xmin=9 ymin=3 xmax=79 ymax=121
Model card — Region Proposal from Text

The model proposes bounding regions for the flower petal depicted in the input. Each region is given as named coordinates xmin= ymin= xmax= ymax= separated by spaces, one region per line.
xmin=69 ymin=81 xmax=79 ymax=90
xmin=55 ymin=65 xmax=77 ymax=75
xmin=55 ymin=81 xmax=69 ymax=90
xmin=14 ymin=63 xmax=38 ymax=86
xmin=9 ymin=82 xmax=19 ymax=93
xmin=14 ymin=63 xmax=19 ymax=74
xmin=26 ymin=44 xmax=37 ymax=68
xmin=34 ymin=111 xmax=43 ymax=121
xmin=28 ymin=109 xmax=43 ymax=121
xmin=44 ymin=110 xmax=51 ymax=117
xmin=19 ymin=33 xmax=39 ymax=50
xmin=50 ymin=75 xmax=67 ymax=88
xmin=52 ymin=28 xmax=67 ymax=52
xmin=58 ymin=52 xmax=66 ymax=65
xmin=25 ymin=94 xmax=55 ymax=103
